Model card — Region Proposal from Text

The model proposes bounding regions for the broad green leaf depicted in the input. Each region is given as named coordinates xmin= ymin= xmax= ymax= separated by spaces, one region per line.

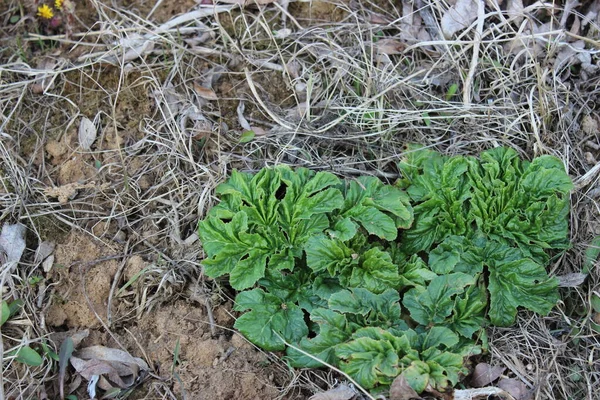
xmin=429 ymin=236 xmax=484 ymax=275
xmin=488 ymin=257 xmax=559 ymax=326
xmin=239 ymin=130 xmax=255 ymax=143
xmin=403 ymin=273 xmax=475 ymax=326
xmin=287 ymin=308 xmax=351 ymax=368
xmin=340 ymin=178 xmax=413 ymax=240
xmin=329 ymin=288 xmax=406 ymax=330
xmin=336 ymin=337 xmax=400 ymax=389
xmin=444 ymin=284 xmax=487 ymax=338
xmin=328 ymin=217 xmax=358 ymax=241
xmin=305 ymin=235 xmax=356 ymax=275
xmin=396 ymin=254 xmax=437 ymax=288
xmin=347 ymin=248 xmax=399 ymax=293
xmin=422 ymin=327 xmax=459 ymax=350
xmin=199 ymin=212 xmax=273 ymax=290
xmin=13 ymin=346 xmax=43 ymax=366
xmin=234 ymin=289 xmax=308 ymax=351
xmin=1 ymin=301 xmax=9 ymax=326
xmin=401 ymin=361 xmax=430 ymax=393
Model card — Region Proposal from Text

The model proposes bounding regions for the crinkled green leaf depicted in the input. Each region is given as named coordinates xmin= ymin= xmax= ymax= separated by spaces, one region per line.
xmin=488 ymin=255 xmax=559 ymax=326
xmin=403 ymin=273 xmax=475 ymax=326
xmin=336 ymin=336 xmax=400 ymax=389
xmin=468 ymin=147 xmax=572 ymax=263
xmin=199 ymin=212 xmax=272 ymax=289
xmin=402 ymin=361 xmax=430 ymax=393
xmin=444 ymin=284 xmax=487 ymax=338
xmin=429 ymin=236 xmax=484 ymax=275
xmin=305 ymin=235 xmax=357 ymax=275
xmin=329 ymin=288 xmax=405 ymax=329
xmin=287 ymin=308 xmax=351 ymax=368
xmin=347 ymin=248 xmax=399 ymax=293
xmin=328 ymin=217 xmax=358 ymax=241
xmin=388 ymin=248 xmax=437 ymax=288
xmin=341 ymin=177 xmax=413 ymax=240
xmin=234 ymin=289 xmax=308 ymax=351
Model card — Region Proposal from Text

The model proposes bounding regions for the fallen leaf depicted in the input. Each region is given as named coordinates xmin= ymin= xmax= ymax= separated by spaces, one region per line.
xmin=217 ymin=0 xmax=278 ymax=5
xmin=390 ymin=374 xmax=421 ymax=400
xmin=498 ymin=378 xmax=532 ymax=400
xmin=309 ymin=383 xmax=356 ymax=400
xmin=237 ymin=101 xmax=252 ymax=131
xmin=100 ymin=34 xmax=155 ymax=64
xmin=78 ymin=117 xmax=97 ymax=150
xmin=557 ymin=272 xmax=587 ymax=287
xmin=506 ymin=0 xmax=524 ymax=24
xmin=75 ymin=345 xmax=149 ymax=370
xmin=441 ymin=0 xmax=479 ymax=38
xmin=0 ymin=223 xmax=27 ymax=265
xmin=34 ymin=241 xmax=55 ymax=265
xmin=471 ymin=363 xmax=506 ymax=387
xmin=70 ymin=357 xmax=127 ymax=388
xmin=193 ymin=81 xmax=219 ymax=101
xmin=376 ymin=38 xmax=407 ymax=55
xmin=42 ymin=255 xmax=54 ymax=273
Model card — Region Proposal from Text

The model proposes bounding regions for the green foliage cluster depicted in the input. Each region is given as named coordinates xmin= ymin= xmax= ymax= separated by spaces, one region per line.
xmin=198 ymin=146 xmax=573 ymax=394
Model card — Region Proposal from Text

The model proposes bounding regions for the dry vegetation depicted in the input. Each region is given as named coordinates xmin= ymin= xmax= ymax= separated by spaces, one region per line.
xmin=0 ymin=0 xmax=599 ymax=399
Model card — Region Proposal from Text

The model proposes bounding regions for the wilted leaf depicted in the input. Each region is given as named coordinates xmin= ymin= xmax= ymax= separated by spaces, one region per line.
xmin=470 ymin=363 xmax=506 ymax=387
xmin=217 ymin=0 xmax=278 ymax=4
xmin=0 ymin=223 xmax=27 ymax=265
xmin=70 ymin=357 xmax=127 ymax=388
xmin=59 ymin=337 xmax=74 ymax=399
xmin=557 ymin=272 xmax=587 ymax=287
xmin=88 ymin=375 xmax=99 ymax=399
xmin=78 ymin=117 xmax=97 ymax=150
xmin=498 ymin=378 xmax=532 ymax=400
xmin=376 ymin=39 xmax=406 ymax=55
xmin=34 ymin=241 xmax=55 ymax=265
xmin=75 ymin=345 xmax=149 ymax=370
xmin=441 ymin=0 xmax=479 ymax=38
xmin=237 ymin=101 xmax=252 ymax=131
xmin=390 ymin=374 xmax=421 ymax=400
xmin=309 ymin=383 xmax=356 ymax=400
xmin=506 ymin=0 xmax=524 ymax=24
xmin=193 ymin=81 xmax=218 ymax=100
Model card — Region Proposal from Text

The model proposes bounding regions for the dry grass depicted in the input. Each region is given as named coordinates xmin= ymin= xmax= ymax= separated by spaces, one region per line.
xmin=1 ymin=0 xmax=599 ymax=398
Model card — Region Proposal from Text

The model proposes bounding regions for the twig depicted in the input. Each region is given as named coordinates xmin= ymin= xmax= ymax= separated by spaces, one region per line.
xmin=464 ymin=0 xmax=485 ymax=108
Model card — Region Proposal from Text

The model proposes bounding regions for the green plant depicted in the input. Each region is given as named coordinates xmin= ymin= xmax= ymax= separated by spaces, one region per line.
xmin=198 ymin=146 xmax=573 ymax=395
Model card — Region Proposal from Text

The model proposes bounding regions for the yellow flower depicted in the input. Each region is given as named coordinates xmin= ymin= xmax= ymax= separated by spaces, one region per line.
xmin=37 ymin=4 xmax=54 ymax=19
xmin=55 ymin=0 xmax=63 ymax=9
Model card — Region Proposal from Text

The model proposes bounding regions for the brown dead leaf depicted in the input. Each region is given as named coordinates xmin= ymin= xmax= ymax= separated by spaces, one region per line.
xmin=217 ymin=0 xmax=278 ymax=5
xmin=470 ymin=363 xmax=506 ymax=387
xmin=390 ymin=374 xmax=421 ymax=400
xmin=71 ymin=345 xmax=149 ymax=390
xmin=193 ymin=81 xmax=219 ymax=101
xmin=70 ymin=357 xmax=128 ymax=388
xmin=441 ymin=0 xmax=479 ymax=38
xmin=309 ymin=383 xmax=356 ymax=400
xmin=557 ymin=272 xmax=587 ymax=287
xmin=376 ymin=39 xmax=407 ymax=55
xmin=497 ymin=378 xmax=532 ymax=400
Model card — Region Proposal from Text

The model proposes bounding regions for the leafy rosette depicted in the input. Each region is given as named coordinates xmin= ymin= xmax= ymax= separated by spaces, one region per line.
xmin=398 ymin=146 xmax=573 ymax=261
xmin=198 ymin=166 xmax=344 ymax=290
